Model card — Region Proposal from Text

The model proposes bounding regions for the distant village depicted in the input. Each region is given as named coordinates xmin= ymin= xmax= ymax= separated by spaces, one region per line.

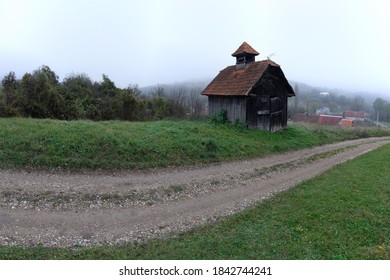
xmin=293 ymin=109 xmax=367 ymax=127
xmin=289 ymin=89 xmax=388 ymax=128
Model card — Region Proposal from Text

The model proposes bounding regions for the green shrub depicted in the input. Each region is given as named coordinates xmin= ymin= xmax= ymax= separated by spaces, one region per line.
xmin=211 ymin=109 xmax=228 ymax=125
xmin=201 ymin=138 xmax=218 ymax=159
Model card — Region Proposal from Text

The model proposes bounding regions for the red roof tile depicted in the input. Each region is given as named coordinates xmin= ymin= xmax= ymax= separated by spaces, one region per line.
xmin=202 ymin=60 xmax=281 ymax=96
xmin=232 ymin=42 xmax=259 ymax=57
xmin=344 ymin=111 xmax=365 ymax=118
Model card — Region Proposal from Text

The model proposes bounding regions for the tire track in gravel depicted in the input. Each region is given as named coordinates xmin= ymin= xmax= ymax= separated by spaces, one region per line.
xmin=1 ymin=137 xmax=389 ymax=247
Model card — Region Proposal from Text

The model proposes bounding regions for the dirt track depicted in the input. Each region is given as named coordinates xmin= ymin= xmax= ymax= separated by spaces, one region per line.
xmin=1 ymin=137 xmax=389 ymax=247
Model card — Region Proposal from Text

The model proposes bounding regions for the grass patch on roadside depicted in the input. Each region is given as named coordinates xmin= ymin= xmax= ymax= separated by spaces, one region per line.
xmin=0 ymin=118 xmax=389 ymax=170
xmin=1 ymin=143 xmax=390 ymax=259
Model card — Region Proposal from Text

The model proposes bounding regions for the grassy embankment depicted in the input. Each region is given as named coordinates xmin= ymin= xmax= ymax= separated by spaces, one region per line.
xmin=1 ymin=140 xmax=389 ymax=259
xmin=1 ymin=118 xmax=389 ymax=170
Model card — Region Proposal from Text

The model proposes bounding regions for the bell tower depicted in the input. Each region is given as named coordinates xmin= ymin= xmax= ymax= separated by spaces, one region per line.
xmin=231 ymin=42 xmax=259 ymax=69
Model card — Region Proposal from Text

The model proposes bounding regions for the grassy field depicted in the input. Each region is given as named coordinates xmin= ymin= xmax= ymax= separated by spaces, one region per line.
xmin=1 ymin=118 xmax=389 ymax=170
xmin=1 ymin=142 xmax=389 ymax=260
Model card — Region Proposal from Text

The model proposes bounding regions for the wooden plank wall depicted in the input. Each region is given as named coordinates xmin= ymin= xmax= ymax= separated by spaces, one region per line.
xmin=207 ymin=66 xmax=292 ymax=131
xmin=208 ymin=96 xmax=247 ymax=123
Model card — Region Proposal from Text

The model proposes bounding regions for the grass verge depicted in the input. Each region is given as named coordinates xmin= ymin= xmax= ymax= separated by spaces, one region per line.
xmin=0 ymin=118 xmax=389 ymax=170
xmin=1 ymin=143 xmax=390 ymax=259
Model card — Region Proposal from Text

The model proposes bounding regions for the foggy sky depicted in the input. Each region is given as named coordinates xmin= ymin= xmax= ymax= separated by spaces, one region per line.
xmin=1 ymin=0 xmax=389 ymax=95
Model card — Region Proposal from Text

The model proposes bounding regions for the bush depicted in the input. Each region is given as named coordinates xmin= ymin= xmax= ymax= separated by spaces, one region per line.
xmin=211 ymin=109 xmax=228 ymax=125
xmin=201 ymin=138 xmax=218 ymax=160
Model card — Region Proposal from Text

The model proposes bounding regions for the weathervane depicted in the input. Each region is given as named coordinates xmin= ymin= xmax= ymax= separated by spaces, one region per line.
xmin=267 ymin=53 xmax=276 ymax=60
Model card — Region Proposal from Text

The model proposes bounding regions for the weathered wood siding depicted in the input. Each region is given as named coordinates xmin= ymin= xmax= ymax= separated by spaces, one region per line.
xmin=206 ymin=65 xmax=292 ymax=131
xmin=208 ymin=96 xmax=247 ymax=123
xmin=245 ymin=66 xmax=290 ymax=131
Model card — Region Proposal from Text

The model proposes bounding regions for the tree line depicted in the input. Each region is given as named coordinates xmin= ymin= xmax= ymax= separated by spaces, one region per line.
xmin=373 ymin=98 xmax=390 ymax=122
xmin=290 ymin=84 xmax=370 ymax=114
xmin=0 ymin=65 xmax=206 ymax=121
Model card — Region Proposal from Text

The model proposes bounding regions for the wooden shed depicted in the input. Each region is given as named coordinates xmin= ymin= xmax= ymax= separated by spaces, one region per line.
xmin=202 ymin=42 xmax=295 ymax=132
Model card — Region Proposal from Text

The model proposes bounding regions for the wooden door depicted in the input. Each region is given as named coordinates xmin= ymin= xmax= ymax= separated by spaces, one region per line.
xmin=256 ymin=95 xmax=270 ymax=131
xmin=257 ymin=113 xmax=270 ymax=131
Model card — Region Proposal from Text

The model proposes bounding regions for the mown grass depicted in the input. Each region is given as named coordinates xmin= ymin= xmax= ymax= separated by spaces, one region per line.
xmin=0 ymin=118 xmax=389 ymax=170
xmin=1 ymin=143 xmax=390 ymax=260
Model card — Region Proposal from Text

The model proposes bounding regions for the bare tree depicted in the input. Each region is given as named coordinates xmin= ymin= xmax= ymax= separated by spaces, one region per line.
xmin=166 ymin=86 xmax=187 ymax=118
xmin=151 ymin=85 xmax=165 ymax=97
xmin=293 ymin=83 xmax=299 ymax=114
xmin=169 ymin=86 xmax=187 ymax=109
xmin=351 ymin=95 xmax=365 ymax=111
xmin=188 ymin=86 xmax=207 ymax=119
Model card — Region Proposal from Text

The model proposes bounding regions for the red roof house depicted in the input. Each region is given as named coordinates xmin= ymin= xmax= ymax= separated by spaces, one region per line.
xmin=344 ymin=111 xmax=365 ymax=121
xmin=318 ymin=115 xmax=342 ymax=125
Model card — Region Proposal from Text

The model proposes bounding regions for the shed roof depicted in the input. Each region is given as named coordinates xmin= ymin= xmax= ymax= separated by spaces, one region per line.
xmin=344 ymin=111 xmax=365 ymax=118
xmin=202 ymin=59 xmax=294 ymax=97
xmin=231 ymin=42 xmax=259 ymax=57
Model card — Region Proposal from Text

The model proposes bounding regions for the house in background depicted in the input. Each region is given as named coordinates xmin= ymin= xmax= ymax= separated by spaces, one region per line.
xmin=316 ymin=107 xmax=331 ymax=115
xmin=343 ymin=111 xmax=366 ymax=122
xmin=293 ymin=110 xmax=368 ymax=127
xmin=318 ymin=114 xmax=342 ymax=126
xmin=202 ymin=42 xmax=295 ymax=132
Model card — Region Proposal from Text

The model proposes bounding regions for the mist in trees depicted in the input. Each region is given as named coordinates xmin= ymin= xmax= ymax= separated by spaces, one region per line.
xmin=2 ymin=66 xmax=388 ymax=123
xmin=351 ymin=95 xmax=366 ymax=112
xmin=287 ymin=81 xmax=390 ymax=121
xmin=0 ymin=65 xmax=207 ymax=121
xmin=373 ymin=98 xmax=390 ymax=122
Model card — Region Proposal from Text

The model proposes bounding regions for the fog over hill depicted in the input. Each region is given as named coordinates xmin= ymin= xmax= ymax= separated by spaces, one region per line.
xmin=141 ymin=78 xmax=390 ymax=106
xmin=140 ymin=77 xmax=390 ymax=123
xmin=139 ymin=79 xmax=210 ymax=96
xmin=289 ymin=81 xmax=389 ymax=105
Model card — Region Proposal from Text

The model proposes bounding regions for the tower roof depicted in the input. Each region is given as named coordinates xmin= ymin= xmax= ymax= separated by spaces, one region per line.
xmin=231 ymin=42 xmax=260 ymax=57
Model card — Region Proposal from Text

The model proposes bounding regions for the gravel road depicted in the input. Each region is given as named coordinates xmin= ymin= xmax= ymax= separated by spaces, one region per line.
xmin=1 ymin=137 xmax=389 ymax=247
